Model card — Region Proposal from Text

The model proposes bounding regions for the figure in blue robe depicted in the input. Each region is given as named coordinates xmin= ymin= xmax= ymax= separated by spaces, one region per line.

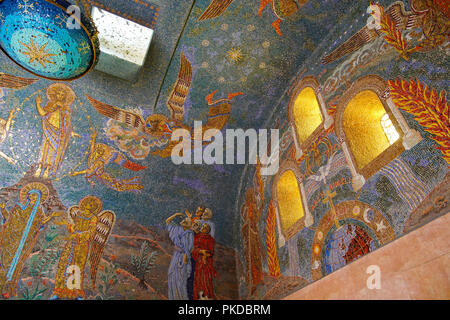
xmin=166 ymin=212 xmax=194 ymax=300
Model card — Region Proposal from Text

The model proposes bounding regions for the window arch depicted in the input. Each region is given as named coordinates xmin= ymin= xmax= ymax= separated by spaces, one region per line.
xmin=288 ymin=76 xmax=333 ymax=157
xmin=335 ymin=75 xmax=422 ymax=190
xmin=272 ymin=161 xmax=313 ymax=245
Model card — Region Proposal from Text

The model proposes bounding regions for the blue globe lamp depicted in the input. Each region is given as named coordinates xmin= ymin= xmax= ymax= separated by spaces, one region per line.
xmin=0 ymin=0 xmax=99 ymax=80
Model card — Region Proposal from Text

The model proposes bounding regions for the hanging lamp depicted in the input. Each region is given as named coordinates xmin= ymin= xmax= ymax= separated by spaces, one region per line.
xmin=0 ymin=0 xmax=99 ymax=80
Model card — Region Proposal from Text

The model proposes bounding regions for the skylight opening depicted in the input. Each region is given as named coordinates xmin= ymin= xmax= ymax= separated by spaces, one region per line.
xmin=91 ymin=6 xmax=154 ymax=80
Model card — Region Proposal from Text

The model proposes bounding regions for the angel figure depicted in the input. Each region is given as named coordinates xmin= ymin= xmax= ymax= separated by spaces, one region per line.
xmin=51 ymin=196 xmax=115 ymax=300
xmin=258 ymin=0 xmax=308 ymax=36
xmin=197 ymin=0 xmax=236 ymax=21
xmin=0 ymin=73 xmax=39 ymax=166
xmin=69 ymin=131 xmax=147 ymax=192
xmin=87 ymin=51 xmax=243 ymax=160
xmin=0 ymin=182 xmax=62 ymax=297
xmin=321 ymin=0 xmax=449 ymax=64
xmin=197 ymin=0 xmax=308 ymax=36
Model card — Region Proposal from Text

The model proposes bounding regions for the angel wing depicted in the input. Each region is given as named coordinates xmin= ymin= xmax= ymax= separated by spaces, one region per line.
xmin=321 ymin=2 xmax=423 ymax=65
xmin=87 ymin=95 xmax=147 ymax=133
xmin=197 ymin=0 xmax=235 ymax=21
xmin=166 ymin=51 xmax=193 ymax=123
xmin=68 ymin=205 xmax=79 ymax=220
xmin=89 ymin=210 xmax=116 ymax=289
xmin=321 ymin=26 xmax=381 ymax=65
xmin=0 ymin=73 xmax=38 ymax=89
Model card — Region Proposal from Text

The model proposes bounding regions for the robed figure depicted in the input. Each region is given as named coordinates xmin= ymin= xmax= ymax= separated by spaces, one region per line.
xmin=35 ymin=83 xmax=79 ymax=179
xmin=0 ymin=183 xmax=59 ymax=297
xmin=192 ymin=223 xmax=216 ymax=300
xmin=241 ymin=187 xmax=264 ymax=296
xmin=166 ymin=212 xmax=194 ymax=300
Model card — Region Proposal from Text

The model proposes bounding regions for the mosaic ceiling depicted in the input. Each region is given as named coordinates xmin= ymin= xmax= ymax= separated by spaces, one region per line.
xmin=0 ymin=0 xmax=384 ymax=246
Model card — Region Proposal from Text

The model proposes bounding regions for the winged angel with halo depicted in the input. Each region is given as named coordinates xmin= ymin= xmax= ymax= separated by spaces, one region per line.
xmin=197 ymin=0 xmax=308 ymax=36
xmin=51 ymin=196 xmax=115 ymax=300
xmin=87 ymin=51 xmax=243 ymax=161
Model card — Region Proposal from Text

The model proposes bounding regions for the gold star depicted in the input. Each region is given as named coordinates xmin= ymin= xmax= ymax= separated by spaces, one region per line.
xmin=227 ymin=48 xmax=243 ymax=63
xmin=19 ymin=37 xmax=56 ymax=69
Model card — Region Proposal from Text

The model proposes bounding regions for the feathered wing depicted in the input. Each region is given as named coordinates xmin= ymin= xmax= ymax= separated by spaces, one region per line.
xmin=321 ymin=2 xmax=422 ymax=64
xmin=201 ymin=99 xmax=232 ymax=135
xmin=68 ymin=206 xmax=79 ymax=220
xmin=197 ymin=0 xmax=235 ymax=21
xmin=167 ymin=51 xmax=193 ymax=123
xmin=321 ymin=26 xmax=381 ymax=64
xmin=87 ymin=95 xmax=147 ymax=133
xmin=0 ymin=73 xmax=38 ymax=89
xmin=387 ymin=2 xmax=422 ymax=30
xmin=89 ymin=210 xmax=116 ymax=289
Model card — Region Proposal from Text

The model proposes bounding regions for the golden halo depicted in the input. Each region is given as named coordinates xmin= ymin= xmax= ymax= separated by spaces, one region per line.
xmin=145 ymin=114 xmax=168 ymax=124
xmin=46 ymin=83 xmax=76 ymax=106
xmin=19 ymin=182 xmax=49 ymax=204
xmin=79 ymin=195 xmax=103 ymax=217
xmin=145 ymin=114 xmax=170 ymax=137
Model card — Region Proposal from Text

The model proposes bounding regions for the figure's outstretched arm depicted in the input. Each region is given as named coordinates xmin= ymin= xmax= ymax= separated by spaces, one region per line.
xmin=69 ymin=131 xmax=97 ymax=177
xmin=69 ymin=169 xmax=88 ymax=177
xmin=42 ymin=210 xmax=65 ymax=225
xmin=35 ymin=95 xmax=46 ymax=116
xmin=0 ymin=202 xmax=10 ymax=221
xmin=166 ymin=212 xmax=184 ymax=225
xmin=71 ymin=131 xmax=81 ymax=139
xmin=89 ymin=131 xmax=97 ymax=156
xmin=5 ymin=108 xmax=17 ymax=135
xmin=0 ymin=151 xmax=17 ymax=166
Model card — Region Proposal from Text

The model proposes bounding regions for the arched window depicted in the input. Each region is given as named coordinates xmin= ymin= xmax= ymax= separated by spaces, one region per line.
xmin=288 ymin=76 xmax=333 ymax=157
xmin=293 ymin=87 xmax=323 ymax=144
xmin=336 ymin=75 xmax=422 ymax=190
xmin=272 ymin=162 xmax=313 ymax=245
xmin=277 ymin=170 xmax=304 ymax=233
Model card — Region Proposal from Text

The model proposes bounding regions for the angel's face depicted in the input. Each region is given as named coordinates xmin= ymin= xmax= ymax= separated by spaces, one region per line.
xmin=410 ymin=0 xmax=429 ymax=12
xmin=80 ymin=201 xmax=98 ymax=217
xmin=94 ymin=145 xmax=106 ymax=157
xmin=145 ymin=120 xmax=165 ymax=137
xmin=145 ymin=115 xmax=171 ymax=137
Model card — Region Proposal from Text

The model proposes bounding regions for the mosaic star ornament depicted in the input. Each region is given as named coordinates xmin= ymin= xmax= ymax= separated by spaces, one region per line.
xmin=0 ymin=0 xmax=99 ymax=80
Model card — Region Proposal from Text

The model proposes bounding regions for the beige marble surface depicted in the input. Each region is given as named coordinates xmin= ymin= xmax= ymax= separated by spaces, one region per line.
xmin=285 ymin=212 xmax=450 ymax=300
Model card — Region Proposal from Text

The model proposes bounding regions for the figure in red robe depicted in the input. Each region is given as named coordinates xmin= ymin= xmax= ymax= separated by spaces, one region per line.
xmin=192 ymin=223 xmax=216 ymax=300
